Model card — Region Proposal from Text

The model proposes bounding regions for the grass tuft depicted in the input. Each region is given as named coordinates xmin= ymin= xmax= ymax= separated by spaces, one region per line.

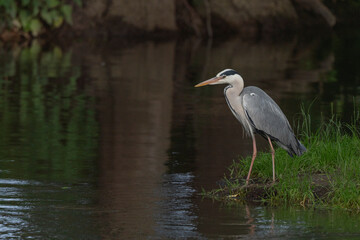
xmin=204 ymin=105 xmax=360 ymax=210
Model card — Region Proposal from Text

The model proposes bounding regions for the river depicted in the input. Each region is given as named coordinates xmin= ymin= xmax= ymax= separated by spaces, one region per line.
xmin=0 ymin=27 xmax=360 ymax=239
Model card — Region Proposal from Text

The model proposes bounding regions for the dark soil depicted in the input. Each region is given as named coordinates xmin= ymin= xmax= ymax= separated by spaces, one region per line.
xmin=209 ymin=173 xmax=332 ymax=204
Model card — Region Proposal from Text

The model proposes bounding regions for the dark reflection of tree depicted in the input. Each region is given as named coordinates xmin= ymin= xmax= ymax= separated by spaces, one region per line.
xmin=0 ymin=42 xmax=99 ymax=183
xmin=165 ymin=38 xmax=199 ymax=174
xmin=289 ymin=27 xmax=360 ymax=124
xmin=330 ymin=27 xmax=360 ymax=121
xmin=166 ymin=114 xmax=196 ymax=173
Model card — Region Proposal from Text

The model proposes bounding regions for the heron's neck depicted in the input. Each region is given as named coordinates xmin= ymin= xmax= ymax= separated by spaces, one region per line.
xmin=224 ymin=78 xmax=244 ymax=114
xmin=223 ymin=77 xmax=252 ymax=135
xmin=225 ymin=78 xmax=244 ymax=96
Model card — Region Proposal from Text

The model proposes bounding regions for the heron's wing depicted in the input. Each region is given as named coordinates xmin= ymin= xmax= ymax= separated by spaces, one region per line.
xmin=241 ymin=87 xmax=295 ymax=144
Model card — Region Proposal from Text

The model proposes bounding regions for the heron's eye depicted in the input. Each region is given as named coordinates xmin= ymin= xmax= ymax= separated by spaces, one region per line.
xmin=221 ymin=75 xmax=226 ymax=79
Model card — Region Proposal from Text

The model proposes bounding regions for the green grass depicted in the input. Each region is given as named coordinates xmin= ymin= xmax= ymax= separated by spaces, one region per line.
xmin=204 ymin=105 xmax=360 ymax=210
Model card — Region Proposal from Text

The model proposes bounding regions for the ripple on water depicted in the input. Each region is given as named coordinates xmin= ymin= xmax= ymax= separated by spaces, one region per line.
xmin=0 ymin=178 xmax=98 ymax=239
xmin=154 ymin=173 xmax=203 ymax=239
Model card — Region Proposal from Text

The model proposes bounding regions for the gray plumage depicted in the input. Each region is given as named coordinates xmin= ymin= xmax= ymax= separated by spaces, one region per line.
xmin=240 ymin=86 xmax=306 ymax=157
xmin=195 ymin=68 xmax=306 ymax=184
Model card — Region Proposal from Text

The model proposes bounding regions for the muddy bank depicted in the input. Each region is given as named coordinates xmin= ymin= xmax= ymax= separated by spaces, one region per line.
xmin=210 ymin=173 xmax=332 ymax=205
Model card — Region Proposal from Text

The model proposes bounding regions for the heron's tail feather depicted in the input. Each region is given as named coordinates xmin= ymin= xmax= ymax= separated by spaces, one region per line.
xmin=297 ymin=141 xmax=307 ymax=156
xmin=287 ymin=139 xmax=306 ymax=157
xmin=298 ymin=141 xmax=307 ymax=156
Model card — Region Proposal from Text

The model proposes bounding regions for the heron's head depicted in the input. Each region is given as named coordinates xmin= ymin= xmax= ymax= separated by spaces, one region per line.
xmin=194 ymin=69 xmax=243 ymax=87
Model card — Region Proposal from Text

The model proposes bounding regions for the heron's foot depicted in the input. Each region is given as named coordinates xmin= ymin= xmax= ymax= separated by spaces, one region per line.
xmin=242 ymin=179 xmax=254 ymax=188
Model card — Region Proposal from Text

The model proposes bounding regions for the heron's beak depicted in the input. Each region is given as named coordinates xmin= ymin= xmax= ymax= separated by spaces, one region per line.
xmin=194 ymin=76 xmax=224 ymax=87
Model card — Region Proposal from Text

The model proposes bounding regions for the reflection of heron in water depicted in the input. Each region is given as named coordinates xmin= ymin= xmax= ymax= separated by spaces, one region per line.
xmin=245 ymin=205 xmax=255 ymax=235
xmin=245 ymin=205 xmax=275 ymax=236
xmin=195 ymin=69 xmax=306 ymax=185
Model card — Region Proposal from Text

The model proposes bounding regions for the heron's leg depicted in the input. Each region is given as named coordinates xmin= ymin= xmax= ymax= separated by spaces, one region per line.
xmin=246 ymin=135 xmax=257 ymax=185
xmin=267 ymin=136 xmax=276 ymax=183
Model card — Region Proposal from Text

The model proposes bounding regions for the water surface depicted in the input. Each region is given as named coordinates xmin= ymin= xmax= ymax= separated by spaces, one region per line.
xmin=0 ymin=29 xmax=360 ymax=239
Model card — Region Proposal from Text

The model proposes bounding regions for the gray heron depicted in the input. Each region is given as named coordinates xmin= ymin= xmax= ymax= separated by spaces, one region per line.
xmin=195 ymin=69 xmax=306 ymax=185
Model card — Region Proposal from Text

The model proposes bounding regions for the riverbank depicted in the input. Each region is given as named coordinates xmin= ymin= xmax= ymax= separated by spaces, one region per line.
xmin=203 ymin=106 xmax=360 ymax=210
xmin=0 ymin=0 xmax=336 ymax=42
